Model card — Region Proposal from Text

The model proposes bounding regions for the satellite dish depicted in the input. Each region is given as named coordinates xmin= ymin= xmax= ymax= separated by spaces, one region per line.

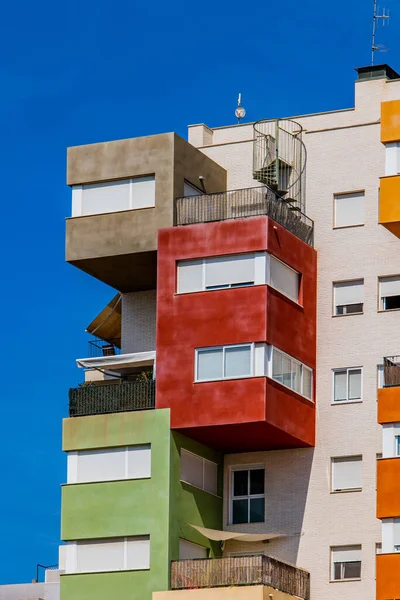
xmin=235 ymin=93 xmax=246 ymax=123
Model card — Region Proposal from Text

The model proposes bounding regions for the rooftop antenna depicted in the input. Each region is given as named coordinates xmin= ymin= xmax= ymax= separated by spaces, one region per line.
xmin=235 ymin=93 xmax=246 ymax=124
xmin=372 ymin=0 xmax=390 ymax=65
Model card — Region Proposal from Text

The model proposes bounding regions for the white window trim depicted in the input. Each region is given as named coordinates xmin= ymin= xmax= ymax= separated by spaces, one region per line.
xmin=195 ymin=343 xmax=254 ymax=383
xmin=267 ymin=346 xmax=313 ymax=401
xmin=331 ymin=367 xmax=363 ymax=404
xmin=67 ymin=444 xmax=151 ymax=484
xmin=378 ymin=275 xmax=400 ymax=311
xmin=332 ymin=279 xmax=364 ymax=317
xmin=333 ymin=191 xmax=365 ymax=229
xmin=230 ymin=465 xmax=265 ymax=525
xmin=330 ymin=455 xmax=363 ymax=493
xmin=180 ymin=448 xmax=219 ymax=496
xmin=177 ymin=252 xmax=301 ymax=304
xmin=330 ymin=546 xmax=362 ymax=582
xmin=65 ymin=536 xmax=150 ymax=574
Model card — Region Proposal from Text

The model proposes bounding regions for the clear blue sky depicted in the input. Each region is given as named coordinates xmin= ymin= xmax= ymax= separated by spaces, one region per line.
xmin=0 ymin=0 xmax=398 ymax=585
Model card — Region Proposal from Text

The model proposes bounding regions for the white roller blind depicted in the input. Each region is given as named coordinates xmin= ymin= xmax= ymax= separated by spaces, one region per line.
xmin=393 ymin=519 xmax=400 ymax=545
xmin=126 ymin=536 xmax=150 ymax=570
xmin=334 ymin=371 xmax=347 ymax=401
xmin=334 ymin=192 xmax=364 ymax=227
xmin=204 ymin=459 xmax=218 ymax=495
xmin=205 ymin=254 xmax=255 ymax=288
xmin=349 ymin=369 xmax=362 ymax=399
xmin=385 ymin=143 xmax=400 ymax=176
xmin=269 ymin=256 xmax=300 ymax=302
xmin=82 ymin=180 xmax=131 ymax=215
xmin=197 ymin=348 xmax=223 ymax=381
xmin=177 ymin=260 xmax=203 ymax=294
xmin=332 ymin=545 xmax=361 ymax=563
xmin=181 ymin=449 xmax=204 ymax=489
xmin=334 ymin=280 xmax=363 ymax=306
xmin=380 ymin=276 xmax=400 ymax=297
xmin=127 ymin=445 xmax=151 ymax=479
xmin=224 ymin=345 xmax=252 ymax=378
xmin=77 ymin=448 xmax=125 ymax=483
xmin=131 ymin=176 xmax=155 ymax=209
xmin=303 ymin=367 xmax=312 ymax=399
xmin=77 ymin=539 xmax=124 ymax=573
xmin=179 ymin=539 xmax=208 ymax=559
xmin=332 ymin=457 xmax=362 ymax=491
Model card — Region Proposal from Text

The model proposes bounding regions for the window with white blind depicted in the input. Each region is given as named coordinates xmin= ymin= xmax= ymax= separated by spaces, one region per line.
xmin=196 ymin=344 xmax=253 ymax=382
xmin=180 ymin=449 xmax=218 ymax=495
xmin=332 ymin=368 xmax=362 ymax=403
xmin=379 ymin=275 xmax=400 ymax=311
xmin=331 ymin=546 xmax=361 ymax=581
xmin=71 ymin=176 xmax=156 ymax=217
xmin=269 ymin=256 xmax=300 ymax=302
xmin=333 ymin=280 xmax=364 ymax=315
xmin=385 ymin=142 xmax=400 ymax=176
xmin=382 ymin=423 xmax=400 ymax=458
xmin=179 ymin=539 xmax=208 ymax=559
xmin=177 ymin=252 xmax=300 ymax=302
xmin=334 ymin=192 xmax=365 ymax=228
xmin=231 ymin=467 xmax=265 ymax=525
xmin=382 ymin=519 xmax=400 ymax=553
xmin=66 ymin=536 xmax=150 ymax=574
xmin=67 ymin=445 xmax=151 ymax=484
xmin=271 ymin=347 xmax=313 ymax=400
xmin=331 ymin=456 xmax=362 ymax=492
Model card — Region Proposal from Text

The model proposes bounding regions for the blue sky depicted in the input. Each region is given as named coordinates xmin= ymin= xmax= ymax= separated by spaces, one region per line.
xmin=0 ymin=0 xmax=398 ymax=585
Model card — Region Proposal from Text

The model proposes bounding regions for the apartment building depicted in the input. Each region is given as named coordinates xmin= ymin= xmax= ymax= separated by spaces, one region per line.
xmin=60 ymin=64 xmax=400 ymax=600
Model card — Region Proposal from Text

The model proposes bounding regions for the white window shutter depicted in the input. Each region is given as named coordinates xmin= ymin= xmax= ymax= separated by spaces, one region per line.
xmin=332 ymin=457 xmax=362 ymax=491
xmin=334 ymin=281 xmax=363 ymax=306
xmin=203 ymin=459 xmax=218 ymax=495
xmin=380 ymin=276 xmax=400 ymax=297
xmin=205 ymin=254 xmax=255 ymax=288
xmin=126 ymin=537 xmax=150 ymax=570
xmin=76 ymin=539 xmax=124 ymax=573
xmin=81 ymin=180 xmax=131 ymax=215
xmin=179 ymin=539 xmax=208 ymax=559
xmin=269 ymin=256 xmax=300 ymax=302
xmin=131 ymin=176 xmax=155 ymax=209
xmin=77 ymin=448 xmax=125 ymax=483
xmin=177 ymin=260 xmax=203 ymax=294
xmin=127 ymin=445 xmax=151 ymax=479
xmin=334 ymin=192 xmax=364 ymax=227
xmin=197 ymin=348 xmax=223 ymax=381
xmin=180 ymin=450 xmax=204 ymax=489
xmin=332 ymin=546 xmax=361 ymax=562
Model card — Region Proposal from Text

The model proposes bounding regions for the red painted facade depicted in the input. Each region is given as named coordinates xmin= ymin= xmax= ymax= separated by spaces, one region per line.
xmin=156 ymin=216 xmax=317 ymax=452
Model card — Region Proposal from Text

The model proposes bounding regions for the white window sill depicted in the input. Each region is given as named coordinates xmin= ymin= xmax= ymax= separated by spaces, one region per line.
xmin=378 ymin=307 xmax=400 ymax=314
xmin=331 ymin=400 xmax=363 ymax=406
xmin=333 ymin=223 xmax=364 ymax=230
xmin=330 ymin=488 xmax=362 ymax=494
xmin=329 ymin=578 xmax=361 ymax=583
xmin=194 ymin=374 xmax=260 ymax=384
xmin=332 ymin=312 xmax=363 ymax=318
xmin=62 ymin=476 xmax=152 ymax=486
xmin=62 ymin=568 xmax=151 ymax=576
xmin=180 ymin=478 xmax=221 ymax=498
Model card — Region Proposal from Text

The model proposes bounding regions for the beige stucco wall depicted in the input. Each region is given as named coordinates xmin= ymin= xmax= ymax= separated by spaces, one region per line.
xmin=193 ymin=75 xmax=400 ymax=600
xmin=154 ymin=585 xmax=299 ymax=600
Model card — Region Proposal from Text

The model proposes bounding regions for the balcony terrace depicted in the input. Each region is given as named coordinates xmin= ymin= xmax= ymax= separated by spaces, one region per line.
xmin=69 ymin=380 xmax=155 ymax=417
xmin=170 ymin=555 xmax=309 ymax=600
xmin=378 ymin=355 xmax=400 ymax=424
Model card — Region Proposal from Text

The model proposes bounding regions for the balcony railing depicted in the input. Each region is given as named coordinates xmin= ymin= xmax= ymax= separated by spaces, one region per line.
xmin=174 ymin=186 xmax=314 ymax=247
xmin=69 ymin=380 xmax=155 ymax=417
xmin=171 ymin=555 xmax=310 ymax=600
xmin=383 ymin=356 xmax=400 ymax=387
xmin=88 ymin=337 xmax=121 ymax=358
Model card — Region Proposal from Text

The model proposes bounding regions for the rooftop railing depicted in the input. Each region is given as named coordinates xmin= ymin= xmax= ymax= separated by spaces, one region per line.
xmin=69 ymin=380 xmax=155 ymax=417
xmin=171 ymin=555 xmax=310 ymax=600
xmin=174 ymin=186 xmax=314 ymax=247
xmin=383 ymin=356 xmax=400 ymax=387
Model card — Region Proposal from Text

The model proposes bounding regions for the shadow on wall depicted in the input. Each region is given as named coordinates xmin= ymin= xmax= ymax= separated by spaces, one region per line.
xmin=225 ymin=447 xmax=314 ymax=566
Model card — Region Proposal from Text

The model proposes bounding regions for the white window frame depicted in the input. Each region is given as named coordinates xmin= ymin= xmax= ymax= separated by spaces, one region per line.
xmin=331 ymin=455 xmax=363 ymax=492
xmin=180 ymin=449 xmax=219 ymax=496
xmin=378 ymin=275 xmax=400 ymax=311
xmin=331 ymin=367 xmax=363 ymax=404
xmin=195 ymin=343 xmax=254 ymax=382
xmin=65 ymin=536 xmax=150 ymax=574
xmin=230 ymin=466 xmax=265 ymax=525
xmin=333 ymin=280 xmax=364 ymax=316
xmin=330 ymin=546 xmax=362 ymax=582
xmin=268 ymin=346 xmax=313 ymax=401
xmin=333 ymin=191 xmax=365 ymax=229
xmin=385 ymin=142 xmax=400 ymax=176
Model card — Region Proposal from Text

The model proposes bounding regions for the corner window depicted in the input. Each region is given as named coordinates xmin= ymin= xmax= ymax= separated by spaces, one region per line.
xmin=271 ymin=347 xmax=313 ymax=400
xmin=331 ymin=456 xmax=362 ymax=492
xmin=385 ymin=142 xmax=400 ymax=176
xmin=66 ymin=536 xmax=150 ymax=574
xmin=379 ymin=275 xmax=400 ymax=311
xmin=332 ymin=368 xmax=362 ymax=403
xmin=333 ymin=192 xmax=364 ymax=228
xmin=67 ymin=445 xmax=151 ymax=484
xmin=180 ymin=449 xmax=218 ymax=495
xmin=269 ymin=255 xmax=300 ymax=302
xmin=331 ymin=546 xmax=361 ymax=581
xmin=231 ymin=468 xmax=265 ymax=524
xmin=196 ymin=344 xmax=253 ymax=382
xmin=333 ymin=280 xmax=364 ymax=316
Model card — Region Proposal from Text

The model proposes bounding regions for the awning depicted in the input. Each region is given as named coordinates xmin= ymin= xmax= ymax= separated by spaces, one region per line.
xmin=77 ymin=351 xmax=156 ymax=373
xmin=188 ymin=524 xmax=285 ymax=543
xmin=86 ymin=294 xmax=122 ymax=345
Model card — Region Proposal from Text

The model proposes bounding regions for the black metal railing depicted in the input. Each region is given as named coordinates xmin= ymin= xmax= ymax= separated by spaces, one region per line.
xmin=383 ymin=356 xmax=400 ymax=387
xmin=69 ymin=380 xmax=155 ymax=417
xmin=88 ymin=338 xmax=121 ymax=358
xmin=174 ymin=186 xmax=314 ymax=247
xmin=171 ymin=555 xmax=310 ymax=599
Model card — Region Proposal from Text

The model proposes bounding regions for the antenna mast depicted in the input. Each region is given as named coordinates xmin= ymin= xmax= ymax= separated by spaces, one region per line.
xmin=372 ymin=0 xmax=390 ymax=65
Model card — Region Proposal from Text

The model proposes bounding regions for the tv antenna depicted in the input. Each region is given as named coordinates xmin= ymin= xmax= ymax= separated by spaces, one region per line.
xmin=372 ymin=0 xmax=390 ymax=65
xmin=235 ymin=93 xmax=246 ymax=124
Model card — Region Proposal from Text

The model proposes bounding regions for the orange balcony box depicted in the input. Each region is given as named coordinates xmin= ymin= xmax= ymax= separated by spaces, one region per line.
xmin=377 ymin=458 xmax=400 ymax=519
xmin=379 ymin=175 xmax=400 ymax=238
xmin=377 ymin=553 xmax=400 ymax=600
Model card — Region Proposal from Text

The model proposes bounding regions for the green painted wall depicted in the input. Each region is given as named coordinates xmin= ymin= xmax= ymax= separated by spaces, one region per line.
xmin=61 ymin=409 xmax=223 ymax=600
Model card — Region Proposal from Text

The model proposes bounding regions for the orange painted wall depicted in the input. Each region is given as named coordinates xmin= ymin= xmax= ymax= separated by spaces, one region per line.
xmin=381 ymin=99 xmax=400 ymax=143
xmin=378 ymin=387 xmax=400 ymax=423
xmin=155 ymin=216 xmax=317 ymax=451
xmin=376 ymin=553 xmax=400 ymax=600
xmin=379 ymin=175 xmax=400 ymax=238
xmin=377 ymin=458 xmax=400 ymax=518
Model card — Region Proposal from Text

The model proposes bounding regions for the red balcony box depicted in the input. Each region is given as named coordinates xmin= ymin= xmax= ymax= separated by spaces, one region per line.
xmin=156 ymin=216 xmax=317 ymax=452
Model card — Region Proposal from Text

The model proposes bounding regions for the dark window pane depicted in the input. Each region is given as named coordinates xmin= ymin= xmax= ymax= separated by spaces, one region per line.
xmin=250 ymin=469 xmax=265 ymax=495
xmin=384 ymin=295 xmax=400 ymax=310
xmin=249 ymin=497 xmax=265 ymax=523
xmin=336 ymin=306 xmax=344 ymax=315
xmin=232 ymin=499 xmax=248 ymax=524
xmin=343 ymin=561 xmax=361 ymax=579
xmin=233 ymin=471 xmax=248 ymax=497
xmin=333 ymin=563 xmax=341 ymax=580
xmin=346 ymin=303 xmax=363 ymax=314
